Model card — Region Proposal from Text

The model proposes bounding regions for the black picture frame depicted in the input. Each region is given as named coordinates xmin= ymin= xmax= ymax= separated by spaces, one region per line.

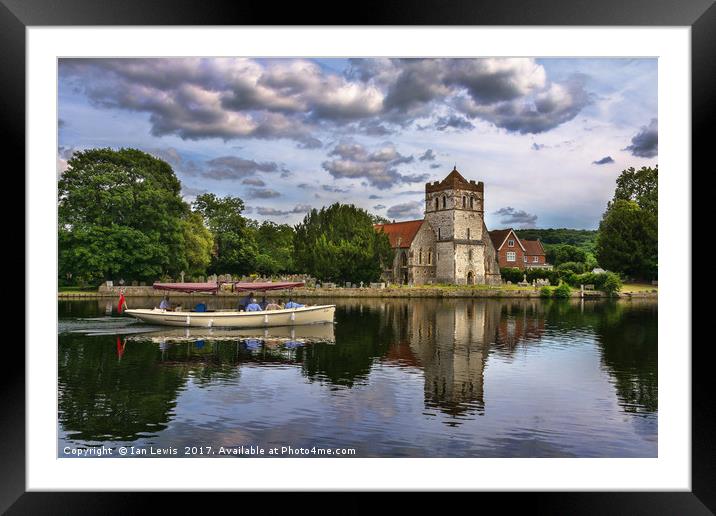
xmin=4 ymin=0 xmax=711 ymax=512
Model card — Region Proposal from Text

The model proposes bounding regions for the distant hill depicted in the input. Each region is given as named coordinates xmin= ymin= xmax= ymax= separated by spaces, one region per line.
xmin=514 ymin=228 xmax=597 ymax=255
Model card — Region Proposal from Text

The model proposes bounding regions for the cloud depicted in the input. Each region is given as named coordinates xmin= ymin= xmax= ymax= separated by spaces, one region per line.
xmin=369 ymin=194 xmax=382 ymax=199
xmin=373 ymin=204 xmax=386 ymax=210
xmin=247 ymin=188 xmax=281 ymax=199
xmin=254 ymin=204 xmax=312 ymax=216
xmin=623 ymin=118 xmax=657 ymax=158
xmin=203 ymin=156 xmax=281 ymax=180
xmin=494 ymin=207 xmax=538 ymax=228
xmin=181 ymin=185 xmax=208 ymax=201
xmin=457 ymin=75 xmax=591 ymax=134
xmin=592 ymin=156 xmax=614 ymax=165
xmin=418 ymin=149 xmax=436 ymax=161
xmin=322 ymin=184 xmax=351 ymax=193
xmin=241 ymin=177 xmax=266 ymax=186
xmin=531 ymin=143 xmax=546 ymax=151
xmin=59 ymin=57 xmax=594 ymax=147
xmin=429 ymin=163 xmax=442 ymax=169
xmin=434 ymin=115 xmax=475 ymax=131
xmin=386 ymin=200 xmax=424 ymax=220
xmin=321 ymin=140 xmax=426 ymax=189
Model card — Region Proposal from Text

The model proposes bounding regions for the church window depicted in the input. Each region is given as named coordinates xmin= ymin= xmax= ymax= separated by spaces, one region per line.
xmin=467 ymin=228 xmax=471 ymax=240
xmin=419 ymin=249 xmax=423 ymax=264
xmin=438 ymin=228 xmax=441 ymax=239
xmin=462 ymin=196 xmax=466 ymax=208
xmin=434 ymin=198 xmax=438 ymax=211
xmin=470 ymin=196 xmax=474 ymax=209
xmin=468 ymin=249 xmax=473 ymax=261
xmin=442 ymin=196 xmax=446 ymax=209
xmin=428 ymin=250 xmax=432 ymax=264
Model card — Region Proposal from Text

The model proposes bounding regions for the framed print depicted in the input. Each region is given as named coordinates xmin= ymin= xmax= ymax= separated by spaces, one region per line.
xmin=5 ymin=0 xmax=713 ymax=512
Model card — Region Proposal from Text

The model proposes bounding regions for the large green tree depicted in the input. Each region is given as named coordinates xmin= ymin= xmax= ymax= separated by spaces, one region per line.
xmin=247 ymin=220 xmax=296 ymax=276
xmin=192 ymin=193 xmax=258 ymax=275
xmin=181 ymin=211 xmax=214 ymax=276
xmin=595 ymin=166 xmax=658 ymax=280
xmin=58 ymin=148 xmax=188 ymax=284
xmin=294 ymin=203 xmax=393 ymax=283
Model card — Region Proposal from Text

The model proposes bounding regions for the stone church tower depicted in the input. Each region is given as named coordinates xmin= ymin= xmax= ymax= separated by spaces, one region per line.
xmin=423 ymin=167 xmax=501 ymax=285
xmin=374 ymin=167 xmax=502 ymax=286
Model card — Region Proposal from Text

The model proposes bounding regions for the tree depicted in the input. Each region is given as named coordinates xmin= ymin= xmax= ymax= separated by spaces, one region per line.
xmin=181 ymin=211 xmax=214 ymax=276
xmin=613 ymin=165 xmax=658 ymax=215
xmin=595 ymin=200 xmax=657 ymax=280
xmin=247 ymin=220 xmax=296 ymax=276
xmin=58 ymin=148 xmax=188 ymax=283
xmin=192 ymin=193 xmax=257 ymax=275
xmin=595 ymin=166 xmax=658 ymax=280
xmin=294 ymin=203 xmax=393 ymax=283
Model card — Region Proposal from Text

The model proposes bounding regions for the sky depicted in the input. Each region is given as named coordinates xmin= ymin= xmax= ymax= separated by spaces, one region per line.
xmin=57 ymin=57 xmax=658 ymax=230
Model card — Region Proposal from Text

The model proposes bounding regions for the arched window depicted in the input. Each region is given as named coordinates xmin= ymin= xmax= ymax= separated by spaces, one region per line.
xmin=470 ymin=196 xmax=474 ymax=209
xmin=419 ymin=248 xmax=423 ymax=264
xmin=428 ymin=250 xmax=432 ymax=264
xmin=462 ymin=196 xmax=466 ymax=208
xmin=468 ymin=249 xmax=473 ymax=261
xmin=442 ymin=196 xmax=446 ymax=209
xmin=434 ymin=198 xmax=439 ymax=211
xmin=467 ymin=228 xmax=471 ymax=240
xmin=438 ymin=227 xmax=441 ymax=240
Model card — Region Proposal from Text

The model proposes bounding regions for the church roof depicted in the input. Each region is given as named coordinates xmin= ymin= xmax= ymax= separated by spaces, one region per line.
xmin=426 ymin=166 xmax=483 ymax=193
xmin=374 ymin=220 xmax=424 ymax=248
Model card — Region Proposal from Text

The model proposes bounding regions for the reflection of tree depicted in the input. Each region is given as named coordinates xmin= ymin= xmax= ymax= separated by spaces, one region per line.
xmin=58 ymin=334 xmax=187 ymax=442
xmin=594 ymin=301 xmax=658 ymax=414
xmin=300 ymin=303 xmax=397 ymax=387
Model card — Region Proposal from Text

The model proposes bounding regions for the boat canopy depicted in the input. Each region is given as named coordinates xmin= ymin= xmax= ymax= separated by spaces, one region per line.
xmin=152 ymin=281 xmax=304 ymax=294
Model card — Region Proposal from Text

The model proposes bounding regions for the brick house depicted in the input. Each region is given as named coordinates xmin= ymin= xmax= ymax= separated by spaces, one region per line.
xmin=489 ymin=228 xmax=551 ymax=270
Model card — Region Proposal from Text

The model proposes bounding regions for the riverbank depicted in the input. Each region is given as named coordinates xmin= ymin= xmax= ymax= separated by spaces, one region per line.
xmin=57 ymin=284 xmax=658 ymax=299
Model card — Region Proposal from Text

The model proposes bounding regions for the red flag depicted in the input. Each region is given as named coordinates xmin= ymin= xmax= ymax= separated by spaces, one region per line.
xmin=118 ymin=293 xmax=127 ymax=313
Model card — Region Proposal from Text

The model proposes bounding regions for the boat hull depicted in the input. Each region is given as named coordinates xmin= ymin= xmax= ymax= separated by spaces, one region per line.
xmin=124 ymin=305 xmax=335 ymax=328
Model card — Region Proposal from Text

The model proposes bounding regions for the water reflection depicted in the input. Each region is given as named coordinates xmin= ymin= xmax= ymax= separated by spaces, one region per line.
xmin=58 ymin=297 xmax=657 ymax=456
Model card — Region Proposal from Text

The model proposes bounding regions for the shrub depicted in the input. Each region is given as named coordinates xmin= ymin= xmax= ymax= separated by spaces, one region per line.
xmin=500 ymin=267 xmax=524 ymax=283
xmin=554 ymin=283 xmax=572 ymax=298
xmin=540 ymin=286 xmax=552 ymax=298
xmin=556 ymin=261 xmax=586 ymax=274
xmin=602 ymin=272 xmax=623 ymax=295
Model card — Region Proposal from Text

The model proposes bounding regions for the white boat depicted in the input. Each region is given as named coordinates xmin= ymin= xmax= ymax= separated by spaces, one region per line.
xmin=124 ymin=304 xmax=335 ymax=328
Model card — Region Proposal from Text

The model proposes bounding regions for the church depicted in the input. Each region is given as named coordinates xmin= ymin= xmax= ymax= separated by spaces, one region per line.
xmin=374 ymin=167 xmax=502 ymax=286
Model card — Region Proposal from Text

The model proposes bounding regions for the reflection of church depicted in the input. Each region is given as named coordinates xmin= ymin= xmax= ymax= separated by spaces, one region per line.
xmin=382 ymin=299 xmax=545 ymax=423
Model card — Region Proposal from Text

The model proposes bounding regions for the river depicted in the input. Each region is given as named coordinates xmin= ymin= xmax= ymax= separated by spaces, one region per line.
xmin=58 ymin=296 xmax=657 ymax=458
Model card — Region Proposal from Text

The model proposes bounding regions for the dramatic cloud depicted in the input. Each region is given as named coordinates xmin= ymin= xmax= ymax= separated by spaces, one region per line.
xmin=386 ymin=200 xmax=424 ymax=220
xmin=321 ymin=140 xmax=427 ymax=189
xmin=418 ymin=149 xmax=436 ymax=161
xmin=592 ymin=156 xmax=614 ymax=165
xmin=60 ymin=57 xmax=594 ymax=149
xmin=494 ymin=207 xmax=538 ymax=228
xmin=457 ymin=75 xmax=591 ymax=134
xmin=203 ymin=156 xmax=281 ymax=180
xmin=247 ymin=188 xmax=281 ymax=199
xmin=254 ymin=204 xmax=312 ymax=216
xmin=623 ymin=118 xmax=658 ymax=158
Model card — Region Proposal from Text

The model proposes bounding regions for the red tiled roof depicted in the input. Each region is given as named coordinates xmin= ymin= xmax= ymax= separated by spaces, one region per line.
xmin=488 ymin=229 xmax=512 ymax=249
xmin=522 ymin=239 xmax=544 ymax=256
xmin=374 ymin=220 xmax=424 ymax=248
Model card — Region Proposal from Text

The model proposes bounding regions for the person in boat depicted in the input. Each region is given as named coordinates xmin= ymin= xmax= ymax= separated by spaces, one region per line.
xmin=259 ymin=296 xmax=268 ymax=310
xmin=238 ymin=291 xmax=254 ymax=311
xmin=159 ymin=296 xmax=171 ymax=310
xmin=245 ymin=298 xmax=263 ymax=312
xmin=285 ymin=298 xmax=304 ymax=309
xmin=265 ymin=299 xmax=282 ymax=310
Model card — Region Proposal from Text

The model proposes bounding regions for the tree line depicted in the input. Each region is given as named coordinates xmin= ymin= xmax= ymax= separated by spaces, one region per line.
xmin=58 ymin=148 xmax=392 ymax=286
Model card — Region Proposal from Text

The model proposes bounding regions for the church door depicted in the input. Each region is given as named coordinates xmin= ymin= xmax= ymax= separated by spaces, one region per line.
xmin=467 ymin=271 xmax=474 ymax=285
